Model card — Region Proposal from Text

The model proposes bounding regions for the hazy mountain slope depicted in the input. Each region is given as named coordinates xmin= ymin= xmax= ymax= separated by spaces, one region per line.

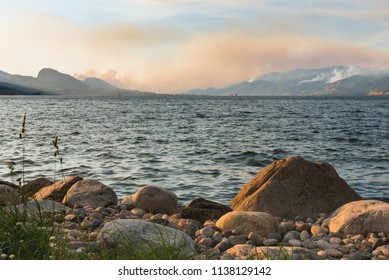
xmin=185 ymin=66 xmax=389 ymax=96
xmin=83 ymin=77 xmax=117 ymax=89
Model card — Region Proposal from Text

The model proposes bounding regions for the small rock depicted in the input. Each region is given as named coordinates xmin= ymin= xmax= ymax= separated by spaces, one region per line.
xmin=283 ymin=231 xmax=300 ymax=242
xmin=351 ymin=234 xmax=364 ymax=241
xmin=215 ymin=238 xmax=231 ymax=252
xmin=263 ymin=239 xmax=278 ymax=246
xmin=295 ymin=222 xmax=311 ymax=232
xmin=220 ymin=253 xmax=235 ymax=260
xmin=325 ymin=249 xmax=343 ymax=258
xmin=316 ymin=239 xmax=335 ymax=250
xmin=201 ymin=227 xmax=214 ymax=238
xmin=267 ymin=232 xmax=282 ymax=242
xmin=288 ymin=239 xmax=302 ymax=247
xmin=212 ymin=231 xmax=223 ymax=243
xmin=198 ymin=237 xmax=213 ymax=248
xmin=300 ymin=230 xmax=311 ymax=241
xmin=228 ymin=235 xmax=247 ymax=247
xmin=302 ymin=240 xmax=317 ymax=249
xmin=317 ymin=250 xmax=327 ymax=258
xmin=248 ymin=232 xmax=264 ymax=246
xmin=329 ymin=237 xmax=343 ymax=245
xmin=311 ymin=225 xmax=326 ymax=235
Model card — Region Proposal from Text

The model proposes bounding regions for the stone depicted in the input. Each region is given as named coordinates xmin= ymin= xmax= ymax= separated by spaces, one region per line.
xmin=33 ymin=176 xmax=83 ymax=202
xmin=288 ymin=239 xmax=302 ymax=247
xmin=226 ymin=244 xmax=256 ymax=259
xmin=283 ymin=231 xmax=301 ymax=242
xmin=263 ymin=239 xmax=278 ymax=246
xmin=316 ymin=239 xmax=335 ymax=250
xmin=216 ymin=211 xmax=279 ymax=236
xmin=20 ymin=178 xmax=53 ymax=197
xmin=131 ymin=208 xmax=146 ymax=218
xmin=198 ymin=237 xmax=213 ymax=247
xmin=300 ymin=231 xmax=311 ymax=241
xmin=324 ymin=249 xmax=343 ymax=258
xmin=62 ymin=179 xmax=118 ymax=208
xmin=215 ymin=238 xmax=231 ymax=252
xmin=170 ymin=218 xmax=202 ymax=239
xmin=248 ymin=232 xmax=264 ymax=246
xmin=311 ymin=225 xmax=327 ymax=235
xmin=180 ymin=197 xmax=232 ymax=224
xmin=228 ymin=235 xmax=247 ymax=246
xmin=97 ymin=219 xmax=196 ymax=256
xmin=231 ymin=156 xmax=361 ymax=218
xmin=0 ymin=184 xmax=20 ymax=206
xmin=200 ymin=227 xmax=214 ymax=237
xmin=121 ymin=195 xmax=133 ymax=204
xmin=13 ymin=199 xmax=69 ymax=217
xmin=328 ymin=200 xmax=389 ymax=236
xmin=330 ymin=237 xmax=343 ymax=245
xmin=212 ymin=231 xmax=223 ymax=243
xmin=372 ymin=245 xmax=389 ymax=258
xmin=250 ymin=246 xmax=320 ymax=260
xmin=131 ymin=186 xmax=178 ymax=215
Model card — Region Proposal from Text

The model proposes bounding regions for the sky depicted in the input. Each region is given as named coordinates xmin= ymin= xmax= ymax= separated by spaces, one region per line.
xmin=1 ymin=0 xmax=389 ymax=93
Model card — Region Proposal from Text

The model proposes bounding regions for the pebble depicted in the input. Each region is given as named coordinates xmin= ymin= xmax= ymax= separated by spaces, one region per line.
xmin=263 ymin=239 xmax=278 ymax=246
xmin=325 ymin=249 xmax=343 ymax=258
xmin=215 ymin=238 xmax=231 ymax=252
xmin=288 ymin=239 xmax=302 ymax=247
xmin=317 ymin=250 xmax=327 ymax=258
xmin=212 ymin=231 xmax=223 ymax=243
xmin=267 ymin=232 xmax=282 ymax=242
xmin=316 ymin=240 xmax=335 ymax=250
xmin=351 ymin=234 xmax=364 ymax=241
xmin=329 ymin=237 xmax=343 ymax=245
xmin=302 ymin=240 xmax=317 ymax=249
xmin=300 ymin=230 xmax=311 ymax=241
xmin=228 ymin=235 xmax=247 ymax=247
xmin=295 ymin=222 xmax=311 ymax=232
xmin=248 ymin=232 xmax=264 ymax=246
xmin=198 ymin=237 xmax=213 ymax=248
xmin=311 ymin=225 xmax=326 ymax=235
xmin=201 ymin=227 xmax=214 ymax=238
xmin=283 ymin=231 xmax=300 ymax=242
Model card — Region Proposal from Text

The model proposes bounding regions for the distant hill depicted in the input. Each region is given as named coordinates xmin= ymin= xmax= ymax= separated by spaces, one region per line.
xmin=0 ymin=68 xmax=154 ymax=96
xmin=83 ymin=77 xmax=118 ymax=89
xmin=184 ymin=66 xmax=389 ymax=96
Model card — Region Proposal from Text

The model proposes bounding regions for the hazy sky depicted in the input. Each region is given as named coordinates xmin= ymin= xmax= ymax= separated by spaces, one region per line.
xmin=1 ymin=0 xmax=389 ymax=93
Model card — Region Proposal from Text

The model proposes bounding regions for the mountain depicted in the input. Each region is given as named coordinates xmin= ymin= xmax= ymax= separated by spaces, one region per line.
xmin=37 ymin=68 xmax=88 ymax=90
xmin=83 ymin=77 xmax=117 ymax=89
xmin=0 ymin=68 xmax=154 ymax=96
xmin=185 ymin=66 xmax=389 ymax=96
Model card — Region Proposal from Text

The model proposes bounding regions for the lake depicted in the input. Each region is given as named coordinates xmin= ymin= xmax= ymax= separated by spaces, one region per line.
xmin=0 ymin=95 xmax=388 ymax=205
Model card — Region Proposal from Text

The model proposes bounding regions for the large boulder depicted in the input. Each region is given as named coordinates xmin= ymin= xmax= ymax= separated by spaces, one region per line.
xmin=231 ymin=156 xmax=362 ymax=218
xmin=216 ymin=211 xmax=280 ymax=236
xmin=327 ymin=200 xmax=389 ymax=236
xmin=20 ymin=178 xmax=53 ymax=197
xmin=33 ymin=176 xmax=83 ymax=202
xmin=0 ymin=184 xmax=20 ymax=206
xmin=131 ymin=186 xmax=178 ymax=215
xmin=62 ymin=179 xmax=118 ymax=208
xmin=180 ymin=197 xmax=232 ymax=223
xmin=13 ymin=199 xmax=70 ymax=217
xmin=97 ymin=219 xmax=196 ymax=257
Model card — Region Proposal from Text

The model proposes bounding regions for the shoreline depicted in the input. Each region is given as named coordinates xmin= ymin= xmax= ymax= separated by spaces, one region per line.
xmin=1 ymin=174 xmax=388 ymax=260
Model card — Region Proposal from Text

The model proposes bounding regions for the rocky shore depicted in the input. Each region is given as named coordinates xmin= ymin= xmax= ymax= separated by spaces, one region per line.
xmin=1 ymin=156 xmax=388 ymax=260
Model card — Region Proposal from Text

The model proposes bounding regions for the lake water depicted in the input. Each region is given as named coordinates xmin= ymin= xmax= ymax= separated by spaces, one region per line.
xmin=0 ymin=95 xmax=388 ymax=205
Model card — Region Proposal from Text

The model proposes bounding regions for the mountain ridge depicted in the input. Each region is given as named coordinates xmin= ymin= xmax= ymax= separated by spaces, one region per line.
xmin=0 ymin=68 xmax=154 ymax=96
xmin=184 ymin=66 xmax=389 ymax=96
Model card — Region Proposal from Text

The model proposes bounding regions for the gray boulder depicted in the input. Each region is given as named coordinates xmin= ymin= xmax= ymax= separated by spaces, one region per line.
xmin=231 ymin=156 xmax=361 ymax=218
xmin=328 ymin=200 xmax=389 ymax=235
xmin=62 ymin=179 xmax=118 ymax=208
xmin=97 ymin=219 xmax=196 ymax=257
xmin=216 ymin=211 xmax=280 ymax=236
xmin=131 ymin=186 xmax=178 ymax=215
xmin=13 ymin=199 xmax=70 ymax=217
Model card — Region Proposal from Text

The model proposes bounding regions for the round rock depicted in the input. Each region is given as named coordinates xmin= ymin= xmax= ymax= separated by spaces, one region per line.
xmin=132 ymin=186 xmax=178 ymax=215
xmin=216 ymin=211 xmax=280 ymax=236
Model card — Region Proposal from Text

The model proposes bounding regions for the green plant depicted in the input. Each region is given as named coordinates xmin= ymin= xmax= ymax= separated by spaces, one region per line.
xmin=52 ymin=135 xmax=65 ymax=181
xmin=0 ymin=201 xmax=66 ymax=260
xmin=19 ymin=113 xmax=26 ymax=186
